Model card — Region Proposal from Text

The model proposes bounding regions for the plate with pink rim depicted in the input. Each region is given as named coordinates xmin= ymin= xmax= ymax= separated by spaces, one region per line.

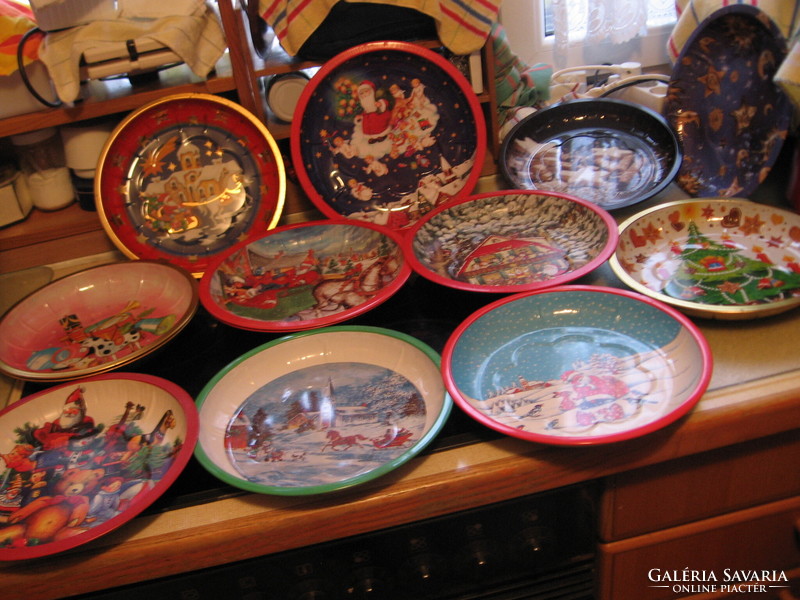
xmin=610 ymin=198 xmax=800 ymax=319
xmin=442 ymin=286 xmax=712 ymax=445
xmin=291 ymin=41 xmax=486 ymax=230
xmin=0 ymin=260 xmax=198 ymax=382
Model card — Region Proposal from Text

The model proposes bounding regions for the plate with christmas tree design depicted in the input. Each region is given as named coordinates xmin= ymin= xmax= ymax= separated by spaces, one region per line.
xmin=610 ymin=198 xmax=800 ymax=319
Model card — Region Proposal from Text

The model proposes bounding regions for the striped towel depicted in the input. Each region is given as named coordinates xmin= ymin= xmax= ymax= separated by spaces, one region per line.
xmin=258 ymin=0 xmax=501 ymax=56
xmin=491 ymin=22 xmax=552 ymax=129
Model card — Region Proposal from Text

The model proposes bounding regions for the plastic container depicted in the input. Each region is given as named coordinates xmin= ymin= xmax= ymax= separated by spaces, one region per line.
xmin=10 ymin=128 xmax=75 ymax=211
xmin=265 ymin=72 xmax=309 ymax=122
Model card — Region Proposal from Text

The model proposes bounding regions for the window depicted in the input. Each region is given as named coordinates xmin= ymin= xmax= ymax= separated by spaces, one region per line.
xmin=500 ymin=0 xmax=677 ymax=70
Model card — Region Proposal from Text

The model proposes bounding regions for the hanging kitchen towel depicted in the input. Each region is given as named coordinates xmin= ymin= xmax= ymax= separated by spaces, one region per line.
xmin=491 ymin=22 xmax=552 ymax=135
xmin=38 ymin=6 xmax=226 ymax=103
xmin=258 ymin=0 xmax=501 ymax=57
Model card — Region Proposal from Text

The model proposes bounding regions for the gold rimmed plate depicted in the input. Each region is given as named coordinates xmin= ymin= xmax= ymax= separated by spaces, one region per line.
xmin=0 ymin=261 xmax=198 ymax=382
xmin=611 ymin=198 xmax=800 ymax=319
xmin=96 ymin=93 xmax=286 ymax=277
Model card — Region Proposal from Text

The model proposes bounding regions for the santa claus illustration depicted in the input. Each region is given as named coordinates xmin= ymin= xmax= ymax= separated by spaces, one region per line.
xmin=33 ymin=387 xmax=98 ymax=450
xmin=355 ymin=80 xmax=393 ymax=138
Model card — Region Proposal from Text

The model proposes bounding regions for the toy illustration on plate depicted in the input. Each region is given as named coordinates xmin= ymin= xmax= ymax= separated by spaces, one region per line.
xmin=298 ymin=50 xmax=480 ymax=228
xmin=128 ymin=129 xmax=258 ymax=249
xmin=25 ymin=301 xmax=177 ymax=373
xmin=413 ymin=193 xmax=610 ymax=285
xmin=470 ymin=326 xmax=700 ymax=435
xmin=224 ymin=363 xmax=426 ymax=487
xmin=210 ymin=225 xmax=403 ymax=322
xmin=619 ymin=205 xmax=800 ymax=306
xmin=0 ymin=387 xmax=184 ymax=550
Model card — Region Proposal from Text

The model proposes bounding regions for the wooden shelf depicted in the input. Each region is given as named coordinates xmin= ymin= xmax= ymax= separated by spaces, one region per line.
xmin=0 ymin=59 xmax=238 ymax=139
xmin=0 ymin=0 xmax=501 ymax=272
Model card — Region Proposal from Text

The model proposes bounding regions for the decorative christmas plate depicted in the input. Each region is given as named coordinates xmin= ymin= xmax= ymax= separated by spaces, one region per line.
xmin=291 ymin=41 xmax=485 ymax=230
xmin=194 ymin=326 xmax=452 ymax=495
xmin=442 ymin=286 xmax=712 ymax=446
xmin=663 ymin=5 xmax=791 ymax=198
xmin=0 ymin=373 xmax=198 ymax=560
xmin=199 ymin=220 xmax=411 ymax=332
xmin=404 ymin=190 xmax=618 ymax=293
xmin=0 ymin=261 xmax=198 ymax=382
xmin=500 ymin=98 xmax=681 ymax=211
xmin=610 ymin=198 xmax=800 ymax=319
xmin=96 ymin=93 xmax=286 ymax=277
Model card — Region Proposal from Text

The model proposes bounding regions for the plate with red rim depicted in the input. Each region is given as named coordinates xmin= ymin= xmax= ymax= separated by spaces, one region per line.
xmin=0 ymin=373 xmax=198 ymax=560
xmin=442 ymin=286 xmax=713 ymax=446
xmin=610 ymin=198 xmax=800 ymax=319
xmin=0 ymin=260 xmax=198 ymax=382
xmin=96 ymin=93 xmax=286 ymax=277
xmin=403 ymin=190 xmax=618 ymax=294
xmin=199 ymin=219 xmax=411 ymax=332
xmin=290 ymin=40 xmax=485 ymax=231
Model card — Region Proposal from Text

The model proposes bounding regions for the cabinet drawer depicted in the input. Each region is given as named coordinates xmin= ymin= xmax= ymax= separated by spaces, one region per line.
xmin=600 ymin=431 xmax=800 ymax=541
xmin=596 ymin=495 xmax=800 ymax=600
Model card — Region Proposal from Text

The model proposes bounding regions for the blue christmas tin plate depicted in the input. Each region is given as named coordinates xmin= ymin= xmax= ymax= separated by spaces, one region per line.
xmin=291 ymin=41 xmax=486 ymax=230
xmin=663 ymin=5 xmax=791 ymax=198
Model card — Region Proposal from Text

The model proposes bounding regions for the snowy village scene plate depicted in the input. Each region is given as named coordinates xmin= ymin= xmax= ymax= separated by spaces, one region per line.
xmin=500 ymin=99 xmax=681 ymax=211
xmin=290 ymin=41 xmax=485 ymax=230
xmin=0 ymin=261 xmax=198 ymax=382
xmin=0 ymin=374 xmax=198 ymax=560
xmin=194 ymin=326 xmax=452 ymax=495
xmin=611 ymin=198 xmax=800 ymax=319
xmin=96 ymin=93 xmax=286 ymax=277
xmin=200 ymin=220 xmax=411 ymax=332
xmin=404 ymin=190 xmax=618 ymax=293
xmin=663 ymin=5 xmax=791 ymax=198
xmin=442 ymin=286 xmax=712 ymax=445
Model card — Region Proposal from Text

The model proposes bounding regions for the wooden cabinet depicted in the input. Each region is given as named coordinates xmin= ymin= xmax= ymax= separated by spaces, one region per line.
xmin=597 ymin=431 xmax=800 ymax=600
xmin=0 ymin=1 xmax=499 ymax=273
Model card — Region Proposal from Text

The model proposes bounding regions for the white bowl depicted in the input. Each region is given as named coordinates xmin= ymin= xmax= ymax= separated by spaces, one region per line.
xmin=195 ymin=326 xmax=452 ymax=495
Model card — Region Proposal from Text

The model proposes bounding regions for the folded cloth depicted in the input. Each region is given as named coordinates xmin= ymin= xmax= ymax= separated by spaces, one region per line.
xmin=259 ymin=0 xmax=501 ymax=57
xmin=117 ymin=0 xmax=207 ymax=20
xmin=0 ymin=0 xmax=40 ymax=76
xmin=38 ymin=5 xmax=226 ymax=103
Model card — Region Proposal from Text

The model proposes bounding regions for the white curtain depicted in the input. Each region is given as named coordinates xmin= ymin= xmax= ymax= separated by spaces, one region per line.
xmin=550 ymin=0 xmax=675 ymax=67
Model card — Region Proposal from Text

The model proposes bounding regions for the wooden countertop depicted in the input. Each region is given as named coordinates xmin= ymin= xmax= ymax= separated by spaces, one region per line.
xmin=1 ymin=182 xmax=800 ymax=598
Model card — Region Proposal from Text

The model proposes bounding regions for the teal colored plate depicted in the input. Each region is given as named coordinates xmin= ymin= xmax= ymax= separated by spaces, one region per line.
xmin=443 ymin=286 xmax=712 ymax=445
